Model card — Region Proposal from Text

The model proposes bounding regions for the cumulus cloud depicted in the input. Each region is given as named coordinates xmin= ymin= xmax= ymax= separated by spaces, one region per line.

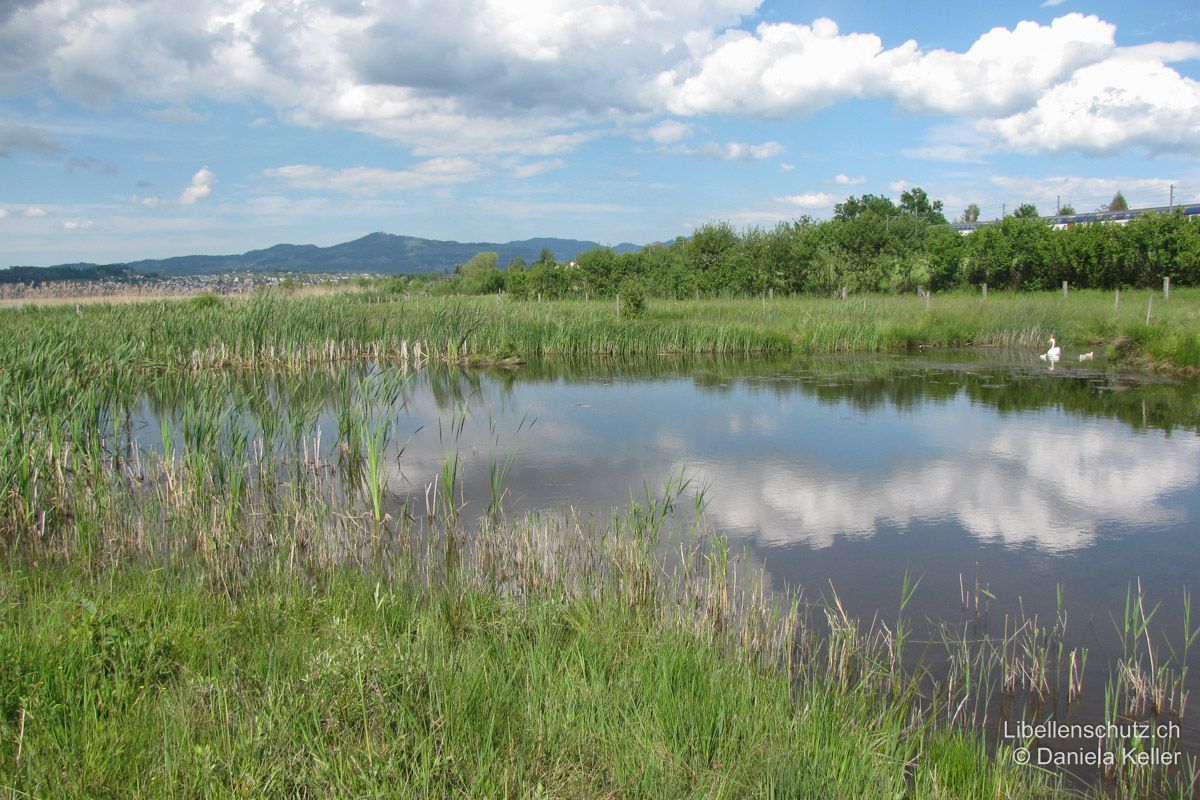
xmin=0 ymin=0 xmax=757 ymax=157
xmin=264 ymin=158 xmax=483 ymax=194
xmin=0 ymin=209 xmax=8 ymax=220
xmin=61 ymin=218 xmax=93 ymax=230
xmin=0 ymin=124 xmax=61 ymax=159
xmin=834 ymin=173 xmax=865 ymax=185
xmin=23 ymin=206 xmax=47 ymax=217
xmin=660 ymin=17 xmax=884 ymax=116
xmin=656 ymin=12 xmax=1197 ymax=156
xmin=882 ymin=14 xmax=1116 ymax=117
xmin=978 ymin=54 xmax=1200 ymax=156
xmin=0 ymin=3 xmax=1195 ymax=159
xmin=179 ymin=166 xmax=215 ymax=205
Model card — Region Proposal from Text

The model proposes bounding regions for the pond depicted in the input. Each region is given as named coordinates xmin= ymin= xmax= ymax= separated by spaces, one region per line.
xmin=136 ymin=349 xmax=1200 ymax=768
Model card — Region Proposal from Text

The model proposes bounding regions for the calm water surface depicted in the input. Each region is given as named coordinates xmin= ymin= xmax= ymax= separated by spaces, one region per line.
xmin=365 ymin=353 xmax=1199 ymax=622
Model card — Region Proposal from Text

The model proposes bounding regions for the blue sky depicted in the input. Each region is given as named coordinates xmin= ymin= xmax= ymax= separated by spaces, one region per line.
xmin=1 ymin=0 xmax=1198 ymax=266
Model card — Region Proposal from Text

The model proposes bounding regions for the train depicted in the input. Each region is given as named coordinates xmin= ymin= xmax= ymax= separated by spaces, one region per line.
xmin=949 ymin=202 xmax=1200 ymax=233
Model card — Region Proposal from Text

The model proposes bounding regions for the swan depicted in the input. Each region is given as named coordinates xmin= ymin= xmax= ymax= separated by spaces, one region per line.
xmin=1039 ymin=337 xmax=1061 ymax=361
xmin=1078 ymin=351 xmax=1094 ymax=362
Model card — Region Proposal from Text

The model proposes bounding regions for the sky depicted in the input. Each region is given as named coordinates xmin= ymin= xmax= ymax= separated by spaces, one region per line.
xmin=1 ymin=0 xmax=1198 ymax=267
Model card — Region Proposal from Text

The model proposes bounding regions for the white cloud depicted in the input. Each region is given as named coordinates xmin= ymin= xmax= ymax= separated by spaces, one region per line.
xmin=654 ymin=12 xmax=1198 ymax=157
xmin=779 ymin=162 xmax=795 ymax=173
xmin=264 ymin=159 xmax=483 ymax=194
xmin=882 ymin=14 xmax=1116 ymax=117
xmin=0 ymin=3 xmax=1195 ymax=161
xmin=660 ymin=18 xmax=885 ymax=117
xmin=179 ymin=166 xmax=215 ymax=205
xmin=658 ymin=14 xmax=1117 ymax=119
xmin=978 ymin=54 xmax=1200 ymax=156
xmin=0 ymin=209 xmax=8 ymax=220
xmin=0 ymin=0 xmax=757 ymax=158
xmin=889 ymin=179 xmax=911 ymax=193
xmin=645 ymin=119 xmax=693 ymax=144
xmin=691 ymin=140 xmax=783 ymax=160
xmin=834 ymin=173 xmax=865 ymax=185
xmin=1042 ymin=0 xmax=1068 ymax=6
xmin=778 ymin=191 xmax=839 ymax=209
xmin=23 ymin=207 xmax=47 ymax=217
xmin=134 ymin=195 xmax=168 ymax=208
xmin=61 ymin=219 xmax=93 ymax=230
xmin=512 ymin=159 xmax=566 ymax=179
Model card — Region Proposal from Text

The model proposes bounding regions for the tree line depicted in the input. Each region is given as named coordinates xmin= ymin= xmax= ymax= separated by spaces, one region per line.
xmin=433 ymin=188 xmax=1200 ymax=299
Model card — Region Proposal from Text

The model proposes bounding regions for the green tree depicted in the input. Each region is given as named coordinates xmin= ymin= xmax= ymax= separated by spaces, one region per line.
xmin=962 ymin=203 xmax=981 ymax=223
xmin=457 ymin=251 xmax=504 ymax=294
xmin=898 ymin=187 xmax=947 ymax=224
xmin=924 ymin=225 xmax=965 ymax=289
xmin=576 ymin=247 xmax=622 ymax=296
xmin=1057 ymin=205 xmax=1075 ymax=216
xmin=1012 ymin=203 xmax=1040 ymax=219
xmin=686 ymin=222 xmax=741 ymax=294
xmin=833 ymin=194 xmax=899 ymax=221
xmin=1108 ymin=192 xmax=1129 ymax=212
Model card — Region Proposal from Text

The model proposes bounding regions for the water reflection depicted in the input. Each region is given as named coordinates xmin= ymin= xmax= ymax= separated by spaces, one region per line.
xmin=137 ymin=352 xmax=1200 ymax=562
xmin=680 ymin=414 xmax=1198 ymax=552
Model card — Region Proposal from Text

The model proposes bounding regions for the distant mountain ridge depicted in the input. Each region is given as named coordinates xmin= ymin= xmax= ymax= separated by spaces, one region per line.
xmin=4 ymin=232 xmax=644 ymax=279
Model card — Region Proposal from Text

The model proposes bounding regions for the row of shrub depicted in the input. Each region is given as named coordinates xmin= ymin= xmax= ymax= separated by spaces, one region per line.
xmin=425 ymin=203 xmax=1200 ymax=300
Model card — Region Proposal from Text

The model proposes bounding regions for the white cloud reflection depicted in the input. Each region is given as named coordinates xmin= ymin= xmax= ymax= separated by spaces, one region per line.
xmin=678 ymin=420 xmax=1199 ymax=553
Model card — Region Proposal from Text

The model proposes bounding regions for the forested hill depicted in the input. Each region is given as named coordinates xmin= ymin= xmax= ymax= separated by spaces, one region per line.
xmin=3 ymin=233 xmax=643 ymax=279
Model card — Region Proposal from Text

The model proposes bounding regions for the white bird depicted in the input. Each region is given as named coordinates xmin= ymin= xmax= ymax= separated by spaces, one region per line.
xmin=1040 ymin=337 xmax=1061 ymax=361
xmin=1079 ymin=351 xmax=1094 ymax=361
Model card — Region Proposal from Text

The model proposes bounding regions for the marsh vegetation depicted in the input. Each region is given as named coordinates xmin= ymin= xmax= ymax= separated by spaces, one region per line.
xmin=2 ymin=290 xmax=1198 ymax=797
